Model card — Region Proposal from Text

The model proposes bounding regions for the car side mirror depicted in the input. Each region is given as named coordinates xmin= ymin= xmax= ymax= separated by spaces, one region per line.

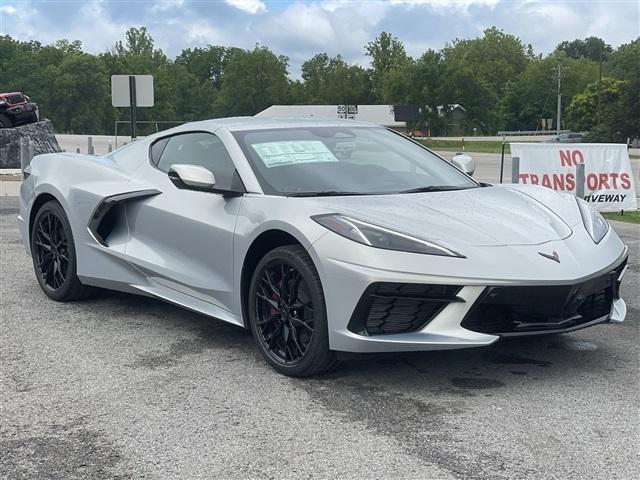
xmin=168 ymin=164 xmax=216 ymax=190
xmin=167 ymin=164 xmax=245 ymax=197
xmin=451 ymin=153 xmax=475 ymax=176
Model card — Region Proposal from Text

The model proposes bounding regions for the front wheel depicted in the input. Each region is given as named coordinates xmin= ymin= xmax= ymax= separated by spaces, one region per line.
xmin=0 ymin=113 xmax=13 ymax=128
xmin=248 ymin=245 xmax=337 ymax=376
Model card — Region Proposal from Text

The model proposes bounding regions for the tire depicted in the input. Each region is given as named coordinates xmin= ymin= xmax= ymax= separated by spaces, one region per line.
xmin=30 ymin=200 xmax=96 ymax=301
xmin=0 ymin=113 xmax=13 ymax=128
xmin=248 ymin=245 xmax=338 ymax=377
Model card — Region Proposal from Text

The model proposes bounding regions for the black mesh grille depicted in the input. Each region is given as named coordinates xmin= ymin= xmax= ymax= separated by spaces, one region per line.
xmin=461 ymin=260 xmax=627 ymax=336
xmin=348 ymin=283 xmax=462 ymax=336
xmin=5 ymin=93 xmax=25 ymax=105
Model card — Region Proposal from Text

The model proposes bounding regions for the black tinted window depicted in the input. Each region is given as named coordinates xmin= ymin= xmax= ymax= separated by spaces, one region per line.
xmin=157 ymin=132 xmax=237 ymax=189
xmin=150 ymin=137 xmax=169 ymax=165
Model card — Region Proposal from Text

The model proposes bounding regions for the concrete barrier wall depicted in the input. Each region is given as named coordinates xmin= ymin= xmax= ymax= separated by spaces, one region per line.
xmin=55 ymin=134 xmax=133 ymax=156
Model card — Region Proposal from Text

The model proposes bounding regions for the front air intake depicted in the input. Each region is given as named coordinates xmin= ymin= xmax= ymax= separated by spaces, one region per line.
xmin=460 ymin=260 xmax=627 ymax=336
xmin=348 ymin=283 xmax=463 ymax=336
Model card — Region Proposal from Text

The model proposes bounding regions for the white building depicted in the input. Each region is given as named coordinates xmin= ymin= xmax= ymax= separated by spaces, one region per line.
xmin=255 ymin=105 xmax=406 ymax=129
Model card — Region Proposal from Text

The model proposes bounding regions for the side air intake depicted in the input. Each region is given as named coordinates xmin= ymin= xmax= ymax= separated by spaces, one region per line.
xmin=88 ymin=189 xmax=161 ymax=246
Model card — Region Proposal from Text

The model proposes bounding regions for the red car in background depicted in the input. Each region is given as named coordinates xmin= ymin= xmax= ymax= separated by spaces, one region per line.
xmin=0 ymin=92 xmax=39 ymax=128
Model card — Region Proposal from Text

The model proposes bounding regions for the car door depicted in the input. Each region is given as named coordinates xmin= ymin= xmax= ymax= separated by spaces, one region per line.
xmin=125 ymin=131 xmax=243 ymax=314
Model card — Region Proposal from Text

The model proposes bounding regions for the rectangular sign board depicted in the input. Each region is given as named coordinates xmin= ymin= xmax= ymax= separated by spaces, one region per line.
xmin=111 ymin=75 xmax=154 ymax=107
xmin=510 ymin=143 xmax=637 ymax=212
xmin=337 ymin=104 xmax=357 ymax=118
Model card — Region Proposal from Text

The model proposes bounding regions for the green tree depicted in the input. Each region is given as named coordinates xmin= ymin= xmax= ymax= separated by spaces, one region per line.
xmin=566 ymin=77 xmax=638 ymax=142
xmin=48 ymin=54 xmax=110 ymax=133
xmin=441 ymin=27 xmax=530 ymax=133
xmin=566 ymin=77 xmax=625 ymax=131
xmin=326 ymin=59 xmax=373 ymax=105
xmin=175 ymin=46 xmax=242 ymax=89
xmin=53 ymin=39 xmax=83 ymax=55
xmin=214 ymin=46 xmax=289 ymax=116
xmin=499 ymin=52 xmax=598 ymax=131
xmin=1 ymin=28 xmax=634 ymax=138
xmin=113 ymin=27 xmax=167 ymax=71
xmin=557 ymin=36 xmax=612 ymax=61
xmin=365 ymin=32 xmax=409 ymax=99
xmin=301 ymin=53 xmax=332 ymax=102
xmin=287 ymin=80 xmax=306 ymax=104
xmin=300 ymin=53 xmax=373 ymax=104
xmin=607 ymin=38 xmax=640 ymax=80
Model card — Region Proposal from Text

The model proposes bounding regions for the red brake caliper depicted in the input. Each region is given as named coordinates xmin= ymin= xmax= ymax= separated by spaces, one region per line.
xmin=268 ymin=277 xmax=284 ymax=323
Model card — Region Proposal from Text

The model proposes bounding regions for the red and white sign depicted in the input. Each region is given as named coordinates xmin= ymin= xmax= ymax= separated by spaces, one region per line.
xmin=511 ymin=143 xmax=637 ymax=212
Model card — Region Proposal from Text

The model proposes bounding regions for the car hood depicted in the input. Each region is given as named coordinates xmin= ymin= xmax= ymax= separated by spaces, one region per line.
xmin=309 ymin=185 xmax=579 ymax=247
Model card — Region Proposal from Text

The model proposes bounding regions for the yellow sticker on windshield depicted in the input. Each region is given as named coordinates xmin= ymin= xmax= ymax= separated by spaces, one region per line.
xmin=252 ymin=141 xmax=338 ymax=168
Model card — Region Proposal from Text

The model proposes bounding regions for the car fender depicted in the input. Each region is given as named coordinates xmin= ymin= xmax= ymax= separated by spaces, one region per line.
xmin=233 ymin=195 xmax=330 ymax=320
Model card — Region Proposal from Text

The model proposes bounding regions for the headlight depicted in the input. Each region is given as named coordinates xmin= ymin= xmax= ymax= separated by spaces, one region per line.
xmin=576 ymin=198 xmax=609 ymax=243
xmin=312 ymin=213 xmax=464 ymax=257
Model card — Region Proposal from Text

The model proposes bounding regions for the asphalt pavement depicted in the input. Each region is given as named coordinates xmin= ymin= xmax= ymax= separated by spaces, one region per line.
xmin=1 ymin=195 xmax=638 ymax=480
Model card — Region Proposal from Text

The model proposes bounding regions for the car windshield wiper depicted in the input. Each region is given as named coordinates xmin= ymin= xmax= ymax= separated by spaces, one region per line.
xmin=286 ymin=191 xmax=366 ymax=197
xmin=399 ymin=185 xmax=471 ymax=194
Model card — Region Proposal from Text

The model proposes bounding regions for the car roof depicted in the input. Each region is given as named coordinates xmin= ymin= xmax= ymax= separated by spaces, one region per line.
xmin=129 ymin=116 xmax=383 ymax=149
xmin=163 ymin=116 xmax=380 ymax=134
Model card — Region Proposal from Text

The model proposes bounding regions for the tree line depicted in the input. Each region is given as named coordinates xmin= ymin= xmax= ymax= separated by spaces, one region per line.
xmin=1 ymin=27 xmax=638 ymax=140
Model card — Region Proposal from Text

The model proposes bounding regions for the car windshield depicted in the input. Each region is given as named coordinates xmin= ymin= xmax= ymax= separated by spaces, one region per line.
xmin=232 ymin=126 xmax=478 ymax=196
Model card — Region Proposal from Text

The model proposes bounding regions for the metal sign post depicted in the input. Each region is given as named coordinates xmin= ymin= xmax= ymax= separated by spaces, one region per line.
xmin=511 ymin=156 xmax=520 ymax=184
xmin=499 ymin=136 xmax=506 ymax=183
xmin=128 ymin=76 xmax=137 ymax=139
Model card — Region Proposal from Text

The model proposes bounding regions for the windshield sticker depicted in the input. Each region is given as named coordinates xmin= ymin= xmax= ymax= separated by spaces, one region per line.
xmin=252 ymin=141 xmax=338 ymax=168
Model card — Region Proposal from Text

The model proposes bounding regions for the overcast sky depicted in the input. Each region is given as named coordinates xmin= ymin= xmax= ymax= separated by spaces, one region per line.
xmin=1 ymin=0 xmax=639 ymax=76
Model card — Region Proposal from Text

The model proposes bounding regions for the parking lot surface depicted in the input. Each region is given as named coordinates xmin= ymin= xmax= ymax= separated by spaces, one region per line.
xmin=1 ymin=195 xmax=638 ymax=480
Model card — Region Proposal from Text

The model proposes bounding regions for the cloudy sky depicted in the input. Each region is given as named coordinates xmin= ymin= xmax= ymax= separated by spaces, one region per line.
xmin=1 ymin=0 xmax=638 ymax=76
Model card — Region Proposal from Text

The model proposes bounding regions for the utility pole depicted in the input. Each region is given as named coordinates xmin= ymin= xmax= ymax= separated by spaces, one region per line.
xmin=597 ymin=50 xmax=603 ymax=126
xmin=556 ymin=63 xmax=562 ymax=135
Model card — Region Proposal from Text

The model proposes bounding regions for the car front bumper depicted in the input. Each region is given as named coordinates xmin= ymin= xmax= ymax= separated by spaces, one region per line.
xmin=311 ymin=228 xmax=629 ymax=353
xmin=6 ymin=102 xmax=39 ymax=125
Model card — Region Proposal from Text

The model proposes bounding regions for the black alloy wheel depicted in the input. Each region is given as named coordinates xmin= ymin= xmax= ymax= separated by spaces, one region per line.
xmin=30 ymin=200 xmax=95 ymax=301
xmin=255 ymin=260 xmax=314 ymax=363
xmin=248 ymin=245 xmax=337 ymax=376
xmin=33 ymin=210 xmax=70 ymax=291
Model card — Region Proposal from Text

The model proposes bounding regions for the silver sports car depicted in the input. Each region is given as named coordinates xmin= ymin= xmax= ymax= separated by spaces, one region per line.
xmin=19 ymin=118 xmax=628 ymax=376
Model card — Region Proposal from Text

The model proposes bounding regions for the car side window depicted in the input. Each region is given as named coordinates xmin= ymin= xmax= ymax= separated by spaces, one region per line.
xmin=150 ymin=137 xmax=169 ymax=166
xmin=156 ymin=132 xmax=237 ymax=189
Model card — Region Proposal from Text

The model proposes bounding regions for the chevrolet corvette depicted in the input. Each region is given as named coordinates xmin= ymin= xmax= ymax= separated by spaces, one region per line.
xmin=19 ymin=118 xmax=628 ymax=376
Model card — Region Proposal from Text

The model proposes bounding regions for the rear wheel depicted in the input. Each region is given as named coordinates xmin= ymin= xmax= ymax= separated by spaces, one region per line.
xmin=31 ymin=200 xmax=95 ymax=301
xmin=248 ymin=245 xmax=337 ymax=376
xmin=0 ymin=113 xmax=13 ymax=128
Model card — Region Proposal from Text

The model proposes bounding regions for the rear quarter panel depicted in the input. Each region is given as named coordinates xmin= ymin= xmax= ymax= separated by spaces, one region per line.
xmin=23 ymin=150 xmax=156 ymax=286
